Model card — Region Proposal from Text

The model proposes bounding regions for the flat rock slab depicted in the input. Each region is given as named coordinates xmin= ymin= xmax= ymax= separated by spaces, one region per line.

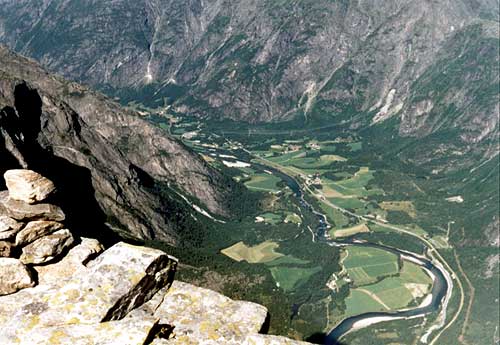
xmin=0 ymin=215 xmax=23 ymax=240
xmin=0 ymin=242 xmax=177 ymax=342
xmin=0 ymin=192 xmax=65 ymax=222
xmin=129 ymin=280 xmax=268 ymax=344
xmin=6 ymin=318 xmax=158 ymax=345
xmin=20 ymin=229 xmax=75 ymax=264
xmin=0 ymin=258 xmax=34 ymax=295
xmin=4 ymin=169 xmax=55 ymax=204
xmin=15 ymin=220 xmax=64 ymax=246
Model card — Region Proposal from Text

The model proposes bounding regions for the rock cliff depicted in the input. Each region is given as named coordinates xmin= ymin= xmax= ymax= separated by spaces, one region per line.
xmin=0 ymin=46 xmax=240 ymax=244
xmin=0 ymin=0 xmax=497 ymax=135
xmin=0 ymin=169 xmax=308 ymax=345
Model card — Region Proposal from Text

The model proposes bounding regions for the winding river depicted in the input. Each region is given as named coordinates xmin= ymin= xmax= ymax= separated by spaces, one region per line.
xmin=250 ymin=162 xmax=450 ymax=345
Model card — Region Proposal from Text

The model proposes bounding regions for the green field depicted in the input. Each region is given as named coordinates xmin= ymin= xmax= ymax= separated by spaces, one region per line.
xmin=244 ymin=173 xmax=282 ymax=192
xmin=270 ymin=266 xmax=322 ymax=292
xmin=221 ymin=241 xmax=284 ymax=263
xmin=265 ymin=255 xmax=310 ymax=266
xmin=284 ymin=212 xmax=302 ymax=225
xmin=257 ymin=212 xmax=283 ymax=225
xmin=343 ymin=246 xmax=399 ymax=286
xmin=345 ymin=290 xmax=387 ymax=316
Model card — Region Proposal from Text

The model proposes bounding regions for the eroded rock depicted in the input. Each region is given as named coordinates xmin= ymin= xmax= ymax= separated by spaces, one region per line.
xmin=0 ymin=215 xmax=23 ymax=240
xmin=0 ymin=195 xmax=65 ymax=222
xmin=8 ymin=318 xmax=159 ymax=345
xmin=20 ymin=229 xmax=74 ymax=264
xmin=129 ymin=280 xmax=268 ymax=344
xmin=0 ymin=258 xmax=34 ymax=295
xmin=4 ymin=170 xmax=56 ymax=204
xmin=15 ymin=220 xmax=64 ymax=246
xmin=35 ymin=238 xmax=104 ymax=286
xmin=0 ymin=242 xmax=177 ymax=341
xmin=0 ymin=241 xmax=13 ymax=257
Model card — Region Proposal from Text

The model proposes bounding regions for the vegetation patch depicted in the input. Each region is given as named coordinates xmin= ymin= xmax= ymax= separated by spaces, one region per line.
xmin=244 ymin=173 xmax=282 ymax=192
xmin=380 ymin=201 xmax=417 ymax=218
xmin=343 ymin=246 xmax=399 ymax=286
xmin=221 ymin=241 xmax=284 ymax=263
xmin=330 ymin=223 xmax=370 ymax=238
xmin=269 ymin=266 xmax=322 ymax=292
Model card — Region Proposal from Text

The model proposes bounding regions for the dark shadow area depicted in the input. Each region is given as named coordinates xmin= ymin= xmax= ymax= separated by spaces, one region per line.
xmin=306 ymin=333 xmax=348 ymax=345
xmin=0 ymin=82 xmax=121 ymax=247
xmin=259 ymin=312 xmax=271 ymax=335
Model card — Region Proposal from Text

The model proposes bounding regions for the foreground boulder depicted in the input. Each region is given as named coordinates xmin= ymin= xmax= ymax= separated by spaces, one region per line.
xmin=15 ymin=220 xmax=64 ymax=246
xmin=4 ymin=169 xmax=56 ymax=204
xmin=0 ymin=242 xmax=177 ymax=343
xmin=34 ymin=238 xmax=104 ymax=286
xmin=129 ymin=281 xmax=268 ymax=343
xmin=0 ymin=192 xmax=65 ymax=222
xmin=20 ymin=229 xmax=75 ymax=264
xmin=0 ymin=258 xmax=35 ymax=295
xmin=10 ymin=318 xmax=159 ymax=345
xmin=0 ymin=216 xmax=23 ymax=240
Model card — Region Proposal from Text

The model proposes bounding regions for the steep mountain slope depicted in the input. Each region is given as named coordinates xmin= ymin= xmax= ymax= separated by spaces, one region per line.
xmin=0 ymin=46 xmax=236 ymax=244
xmin=0 ymin=0 xmax=496 ymax=125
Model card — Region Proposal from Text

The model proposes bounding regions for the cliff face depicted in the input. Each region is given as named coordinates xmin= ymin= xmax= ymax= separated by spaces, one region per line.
xmin=0 ymin=0 xmax=497 ymax=134
xmin=0 ymin=46 xmax=234 ymax=244
xmin=0 ymin=169 xmax=307 ymax=345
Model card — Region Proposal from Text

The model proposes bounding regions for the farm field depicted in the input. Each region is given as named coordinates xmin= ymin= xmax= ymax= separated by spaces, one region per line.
xmin=244 ymin=173 xmax=282 ymax=192
xmin=343 ymin=246 xmax=399 ymax=286
xmin=269 ymin=266 xmax=322 ymax=292
xmin=221 ymin=241 xmax=284 ymax=263
xmin=330 ymin=223 xmax=370 ymax=238
xmin=345 ymin=290 xmax=387 ymax=316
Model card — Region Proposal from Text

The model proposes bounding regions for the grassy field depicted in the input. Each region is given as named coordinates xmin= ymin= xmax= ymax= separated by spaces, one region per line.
xmin=257 ymin=212 xmax=283 ymax=225
xmin=270 ymin=266 xmax=322 ymax=292
xmin=343 ymin=246 xmax=399 ymax=286
xmin=380 ymin=201 xmax=417 ymax=218
xmin=265 ymin=255 xmax=310 ymax=266
xmin=284 ymin=212 xmax=302 ymax=225
xmin=330 ymin=223 xmax=370 ymax=238
xmin=221 ymin=241 xmax=284 ymax=263
xmin=244 ymin=173 xmax=282 ymax=192
xmin=345 ymin=290 xmax=387 ymax=316
xmin=358 ymin=277 xmax=415 ymax=309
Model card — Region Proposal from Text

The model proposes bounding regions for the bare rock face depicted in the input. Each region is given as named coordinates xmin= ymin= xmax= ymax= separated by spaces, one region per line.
xmin=0 ymin=258 xmax=35 ymax=295
xmin=12 ymin=318 xmax=159 ymax=345
xmin=129 ymin=280 xmax=269 ymax=343
xmin=0 ymin=240 xmax=306 ymax=344
xmin=0 ymin=215 xmax=23 ymax=240
xmin=15 ymin=220 xmax=64 ymax=246
xmin=0 ymin=242 xmax=177 ymax=343
xmin=4 ymin=169 xmax=55 ymax=204
xmin=20 ymin=229 xmax=74 ymax=264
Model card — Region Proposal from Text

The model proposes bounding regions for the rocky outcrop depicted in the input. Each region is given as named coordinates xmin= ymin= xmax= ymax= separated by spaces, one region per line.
xmin=0 ymin=170 xmax=306 ymax=344
xmin=0 ymin=47 xmax=240 ymax=244
xmin=4 ymin=169 xmax=55 ymax=204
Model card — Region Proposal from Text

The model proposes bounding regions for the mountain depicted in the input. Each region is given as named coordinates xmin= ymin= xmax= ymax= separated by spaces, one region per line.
xmin=0 ymin=45 xmax=237 ymax=245
xmin=0 ymin=1 xmax=496 ymax=124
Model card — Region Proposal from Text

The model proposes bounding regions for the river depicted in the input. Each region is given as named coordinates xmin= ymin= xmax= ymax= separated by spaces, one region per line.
xmin=250 ymin=161 xmax=450 ymax=345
